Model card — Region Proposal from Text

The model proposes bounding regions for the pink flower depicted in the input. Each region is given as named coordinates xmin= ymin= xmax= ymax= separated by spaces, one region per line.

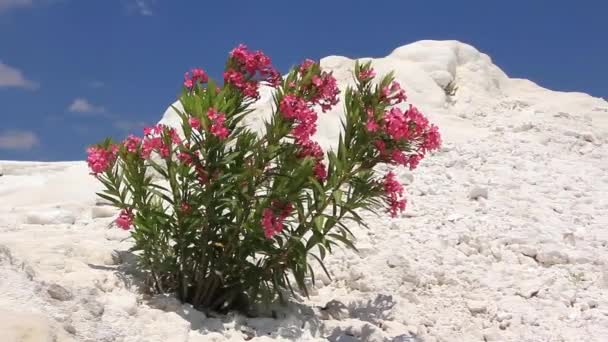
xmin=390 ymin=150 xmax=408 ymax=166
xmin=115 ymin=209 xmax=134 ymax=230
xmin=374 ymin=140 xmax=387 ymax=155
xmin=143 ymin=124 xmax=164 ymax=136
xmin=178 ymin=151 xmax=193 ymax=165
xmin=313 ymin=161 xmax=327 ymax=181
xmin=297 ymin=140 xmax=324 ymax=159
xmin=224 ymin=69 xmax=245 ymax=89
xmin=381 ymin=81 xmax=407 ymax=105
xmin=422 ymin=124 xmax=442 ymax=152
xmin=292 ymin=121 xmax=317 ymax=142
xmin=261 ymin=202 xmax=293 ymax=239
xmin=310 ymin=72 xmax=340 ymax=112
xmin=189 ymin=117 xmax=201 ymax=130
xmin=141 ymin=136 xmax=170 ymax=159
xmin=184 ymin=68 xmax=208 ymax=88
xmin=299 ymin=59 xmax=315 ymax=74
xmin=86 ymin=145 xmax=118 ymax=175
xmin=279 ymin=95 xmax=319 ymax=142
xmin=384 ymin=107 xmax=409 ymax=140
xmin=407 ymin=154 xmax=422 ymax=170
xmin=180 ymin=202 xmax=191 ymax=213
xmin=225 ymin=44 xmax=281 ymax=97
xmin=207 ymin=108 xmax=230 ymax=139
xmin=365 ymin=118 xmax=379 ymax=132
xmin=123 ymin=135 xmax=141 ymax=153
xmin=357 ymin=67 xmax=376 ymax=81
xmin=383 ymin=171 xmax=406 ymax=217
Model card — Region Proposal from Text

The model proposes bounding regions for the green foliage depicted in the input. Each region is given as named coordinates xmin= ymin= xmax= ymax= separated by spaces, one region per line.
xmin=91 ymin=58 xmax=414 ymax=314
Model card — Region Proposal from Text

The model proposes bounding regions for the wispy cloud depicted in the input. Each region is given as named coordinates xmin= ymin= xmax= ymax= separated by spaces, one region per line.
xmin=0 ymin=129 xmax=39 ymax=150
xmin=0 ymin=0 xmax=33 ymax=13
xmin=68 ymin=97 xmax=106 ymax=114
xmin=88 ymin=80 xmax=105 ymax=88
xmin=0 ymin=61 xmax=38 ymax=89
xmin=124 ymin=0 xmax=154 ymax=16
xmin=113 ymin=119 xmax=148 ymax=132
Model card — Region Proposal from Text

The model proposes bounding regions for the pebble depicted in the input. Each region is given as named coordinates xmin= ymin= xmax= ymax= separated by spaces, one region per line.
xmin=47 ymin=284 xmax=73 ymax=301
xmin=536 ymin=249 xmax=569 ymax=266
xmin=468 ymin=186 xmax=488 ymax=200
xmin=91 ymin=206 xmax=116 ymax=219
xmin=466 ymin=300 xmax=488 ymax=315
xmin=25 ymin=209 xmax=76 ymax=225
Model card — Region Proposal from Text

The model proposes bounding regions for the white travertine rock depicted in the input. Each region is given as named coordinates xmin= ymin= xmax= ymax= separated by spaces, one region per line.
xmin=1 ymin=40 xmax=608 ymax=341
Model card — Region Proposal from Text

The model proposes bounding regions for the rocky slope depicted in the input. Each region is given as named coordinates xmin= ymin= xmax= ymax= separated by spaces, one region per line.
xmin=1 ymin=40 xmax=608 ymax=341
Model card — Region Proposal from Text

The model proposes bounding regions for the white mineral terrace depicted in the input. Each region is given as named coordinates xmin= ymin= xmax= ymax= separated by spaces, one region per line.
xmin=1 ymin=40 xmax=607 ymax=341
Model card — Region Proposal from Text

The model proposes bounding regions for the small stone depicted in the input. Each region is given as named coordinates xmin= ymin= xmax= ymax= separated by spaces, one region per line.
xmin=536 ymin=249 xmax=569 ymax=266
xmin=515 ymin=244 xmax=538 ymax=258
xmin=468 ymin=186 xmax=488 ymax=200
xmin=580 ymin=132 xmax=596 ymax=143
xmin=25 ymin=209 xmax=76 ymax=225
xmin=47 ymin=284 xmax=73 ymax=301
xmin=104 ymin=228 xmax=130 ymax=241
xmin=466 ymin=300 xmax=487 ymax=315
xmin=499 ymin=320 xmax=511 ymax=330
xmin=516 ymin=280 xmax=543 ymax=299
xmin=106 ymin=294 xmax=138 ymax=315
xmin=387 ymin=255 xmax=409 ymax=269
xmin=86 ymin=300 xmax=105 ymax=317
xmin=317 ymin=270 xmax=332 ymax=286
xmin=496 ymin=312 xmax=512 ymax=322
xmin=64 ymin=322 xmax=76 ymax=334
xmin=400 ymin=171 xmax=415 ymax=185
xmin=0 ymin=245 xmax=14 ymax=265
xmin=562 ymin=233 xmax=576 ymax=246
xmin=392 ymin=334 xmax=421 ymax=342
xmin=482 ymin=327 xmax=501 ymax=341
xmin=91 ymin=206 xmax=116 ymax=219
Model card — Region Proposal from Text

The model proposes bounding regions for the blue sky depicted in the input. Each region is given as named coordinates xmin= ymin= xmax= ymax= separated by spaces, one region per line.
xmin=0 ymin=0 xmax=606 ymax=161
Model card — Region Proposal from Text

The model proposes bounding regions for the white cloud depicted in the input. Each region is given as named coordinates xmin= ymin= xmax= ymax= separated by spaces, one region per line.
xmin=0 ymin=61 xmax=38 ymax=89
xmin=0 ymin=130 xmax=39 ymax=150
xmin=122 ymin=0 xmax=153 ymax=16
xmin=0 ymin=0 xmax=33 ymax=13
xmin=113 ymin=120 xmax=147 ymax=132
xmin=68 ymin=97 xmax=105 ymax=114
xmin=88 ymin=80 xmax=105 ymax=88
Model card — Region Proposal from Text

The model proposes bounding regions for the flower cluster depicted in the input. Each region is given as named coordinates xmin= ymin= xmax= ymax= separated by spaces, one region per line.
xmin=207 ymin=108 xmax=229 ymax=139
xmin=298 ymin=139 xmax=327 ymax=180
xmin=224 ymin=44 xmax=280 ymax=99
xmin=356 ymin=67 xmax=376 ymax=82
xmin=381 ymin=81 xmax=407 ymax=105
xmin=141 ymin=124 xmax=181 ymax=159
xmin=261 ymin=201 xmax=293 ymax=239
xmin=184 ymin=68 xmax=209 ymax=89
xmin=279 ymin=94 xmax=318 ymax=142
xmin=383 ymin=171 xmax=406 ymax=217
xmin=279 ymin=94 xmax=327 ymax=181
xmin=123 ymin=135 xmax=141 ymax=153
xmin=298 ymin=59 xmax=340 ymax=112
xmin=86 ymin=145 xmax=118 ymax=175
xmin=115 ymin=209 xmax=134 ymax=230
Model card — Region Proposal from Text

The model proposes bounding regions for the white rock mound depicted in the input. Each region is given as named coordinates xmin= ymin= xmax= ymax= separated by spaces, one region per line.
xmin=159 ymin=40 xmax=607 ymax=146
xmin=1 ymin=40 xmax=608 ymax=342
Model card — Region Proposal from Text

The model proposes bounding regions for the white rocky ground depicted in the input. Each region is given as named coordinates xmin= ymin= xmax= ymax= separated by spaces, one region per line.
xmin=1 ymin=40 xmax=608 ymax=342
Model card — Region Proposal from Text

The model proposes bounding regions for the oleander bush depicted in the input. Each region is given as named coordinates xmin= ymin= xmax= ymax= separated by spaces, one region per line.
xmin=87 ymin=44 xmax=441 ymax=313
